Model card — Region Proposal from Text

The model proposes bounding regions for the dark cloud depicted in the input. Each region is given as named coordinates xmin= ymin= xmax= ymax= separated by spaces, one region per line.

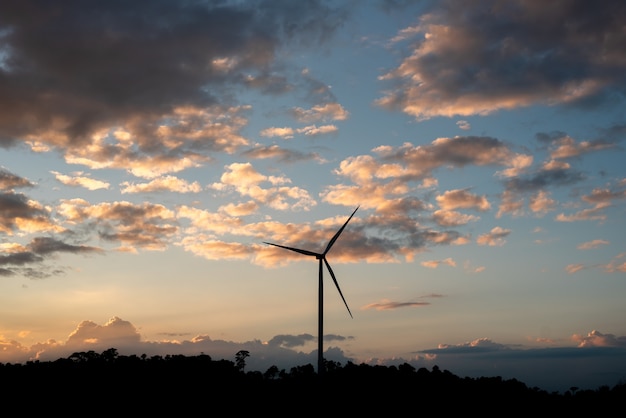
xmin=0 ymin=251 xmax=43 ymax=268
xmin=265 ymin=333 xmax=350 ymax=348
xmin=505 ymin=168 xmax=585 ymax=193
xmin=0 ymin=236 xmax=103 ymax=279
xmin=535 ymin=131 xmax=568 ymax=144
xmin=537 ymin=126 xmax=626 ymax=148
xmin=0 ymin=168 xmax=34 ymax=190
xmin=377 ymin=0 xmax=626 ymax=119
xmin=266 ymin=333 xmax=315 ymax=348
xmin=602 ymin=124 xmax=626 ymax=141
xmin=0 ymin=191 xmax=50 ymax=231
xmin=375 ymin=136 xmax=520 ymax=182
xmin=0 ymin=267 xmax=14 ymax=277
xmin=0 ymin=0 xmax=349 ymax=148
xmin=240 ymin=144 xmax=323 ymax=163
xmin=363 ymin=300 xmax=431 ymax=310
xmin=535 ymin=130 xmax=618 ymax=159
xmin=28 ymin=236 xmax=102 ymax=256
xmin=325 ymin=334 xmax=354 ymax=343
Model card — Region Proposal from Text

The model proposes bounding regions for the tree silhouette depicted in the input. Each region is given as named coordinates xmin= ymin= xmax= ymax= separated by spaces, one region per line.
xmin=1 ymin=347 xmax=624 ymax=414
xmin=235 ymin=350 xmax=250 ymax=371
xmin=264 ymin=365 xmax=280 ymax=380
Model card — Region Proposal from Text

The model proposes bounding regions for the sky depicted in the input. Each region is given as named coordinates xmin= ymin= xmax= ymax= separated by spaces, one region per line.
xmin=1 ymin=0 xmax=626 ymax=393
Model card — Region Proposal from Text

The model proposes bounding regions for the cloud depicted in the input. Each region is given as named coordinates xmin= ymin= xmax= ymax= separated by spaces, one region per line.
xmin=528 ymin=190 xmax=556 ymax=215
xmin=572 ymin=330 xmax=626 ymax=347
xmin=290 ymin=103 xmax=350 ymax=123
xmin=433 ymin=337 xmax=511 ymax=353
xmin=535 ymin=129 xmax=622 ymax=161
xmin=601 ymin=253 xmax=626 ymax=273
xmin=0 ymin=0 xmax=348 ymax=170
xmin=0 ymin=2 xmax=621 ymax=283
xmin=577 ymin=239 xmax=610 ymax=250
xmin=376 ymin=0 xmax=626 ymax=120
xmin=432 ymin=210 xmax=479 ymax=227
xmin=362 ymin=296 xmax=440 ymax=311
xmin=56 ymin=199 xmax=179 ymax=252
xmin=61 ymin=106 xmax=247 ymax=179
xmin=496 ymin=154 xmax=595 ymax=218
xmin=565 ymin=253 xmax=626 ymax=274
xmin=555 ymin=204 xmax=609 ymax=223
xmin=456 ymin=120 xmax=471 ymax=130
xmin=582 ymin=185 xmax=626 ymax=205
xmin=550 ymin=135 xmax=616 ymax=159
xmin=218 ymin=201 xmax=259 ymax=217
xmin=463 ymin=260 xmax=486 ymax=274
xmin=0 ymin=236 xmax=103 ymax=279
xmin=0 ymin=167 xmax=35 ymax=190
xmin=51 ymin=171 xmax=110 ymax=191
xmin=553 ymin=180 xmax=626 ymax=224
xmin=66 ymin=317 xmax=141 ymax=347
xmin=297 ymin=124 xmax=339 ymax=136
xmin=319 ymin=136 xmax=530 ymax=222
xmin=367 ymin=136 xmax=530 ymax=183
xmin=421 ymin=258 xmax=456 ymax=269
xmin=266 ymin=334 xmax=316 ymax=348
xmin=436 ymin=189 xmax=491 ymax=211
xmin=179 ymin=237 xmax=255 ymax=262
xmin=504 ymin=167 xmax=585 ymax=193
xmin=210 ymin=162 xmax=317 ymax=211
xmin=363 ymin=300 xmax=430 ymax=310
xmin=0 ymin=191 xmax=61 ymax=236
xmin=566 ymin=263 xmax=586 ymax=274
xmin=241 ymin=144 xmax=325 ymax=164
xmin=476 ymin=226 xmax=511 ymax=246
xmin=260 ymin=127 xmax=295 ymax=139
xmin=120 ymin=176 xmax=202 ymax=194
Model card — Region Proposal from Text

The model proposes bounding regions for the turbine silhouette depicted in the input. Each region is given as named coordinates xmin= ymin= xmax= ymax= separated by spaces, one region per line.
xmin=264 ymin=205 xmax=359 ymax=376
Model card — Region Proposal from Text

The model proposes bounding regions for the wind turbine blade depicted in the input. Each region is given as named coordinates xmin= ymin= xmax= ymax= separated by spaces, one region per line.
xmin=324 ymin=206 xmax=359 ymax=255
xmin=324 ymin=258 xmax=353 ymax=318
xmin=263 ymin=242 xmax=320 ymax=258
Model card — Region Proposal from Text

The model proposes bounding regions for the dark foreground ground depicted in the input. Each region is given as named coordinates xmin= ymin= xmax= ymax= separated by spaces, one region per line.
xmin=1 ymin=348 xmax=623 ymax=414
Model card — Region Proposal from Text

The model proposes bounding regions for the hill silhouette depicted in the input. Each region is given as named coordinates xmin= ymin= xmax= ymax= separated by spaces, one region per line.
xmin=1 ymin=348 xmax=623 ymax=414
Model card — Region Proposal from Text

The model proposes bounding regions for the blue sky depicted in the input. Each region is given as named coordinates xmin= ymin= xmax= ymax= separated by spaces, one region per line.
xmin=1 ymin=0 xmax=625 ymax=393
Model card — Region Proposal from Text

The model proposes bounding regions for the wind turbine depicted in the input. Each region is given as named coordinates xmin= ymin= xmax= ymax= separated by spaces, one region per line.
xmin=264 ymin=205 xmax=359 ymax=376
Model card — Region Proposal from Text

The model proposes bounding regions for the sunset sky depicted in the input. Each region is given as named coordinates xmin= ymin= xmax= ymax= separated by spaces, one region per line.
xmin=1 ymin=0 xmax=625 ymax=392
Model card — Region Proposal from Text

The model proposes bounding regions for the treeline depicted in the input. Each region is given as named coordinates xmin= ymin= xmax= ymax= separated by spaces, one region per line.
xmin=1 ymin=348 xmax=623 ymax=413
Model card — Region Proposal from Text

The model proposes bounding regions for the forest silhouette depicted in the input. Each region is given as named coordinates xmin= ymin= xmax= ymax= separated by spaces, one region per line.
xmin=1 ymin=348 xmax=623 ymax=413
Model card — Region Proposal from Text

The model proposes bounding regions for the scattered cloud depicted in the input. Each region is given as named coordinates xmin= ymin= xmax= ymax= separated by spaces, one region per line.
xmin=291 ymin=103 xmax=350 ymax=123
xmin=120 ymin=176 xmax=202 ymax=194
xmin=436 ymin=189 xmax=491 ymax=211
xmin=476 ymin=226 xmax=511 ymax=246
xmin=421 ymin=258 xmax=456 ymax=269
xmin=52 ymin=171 xmax=111 ymax=190
xmin=456 ymin=120 xmax=471 ymax=130
xmin=566 ymin=263 xmax=586 ymax=274
xmin=577 ymin=239 xmax=610 ymax=250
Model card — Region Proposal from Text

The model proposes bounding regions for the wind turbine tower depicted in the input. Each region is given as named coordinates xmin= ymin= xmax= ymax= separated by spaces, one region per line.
xmin=264 ymin=206 xmax=359 ymax=376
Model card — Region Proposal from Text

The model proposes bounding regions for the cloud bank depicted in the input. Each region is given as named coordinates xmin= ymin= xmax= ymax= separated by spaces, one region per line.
xmin=2 ymin=317 xmax=625 ymax=393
